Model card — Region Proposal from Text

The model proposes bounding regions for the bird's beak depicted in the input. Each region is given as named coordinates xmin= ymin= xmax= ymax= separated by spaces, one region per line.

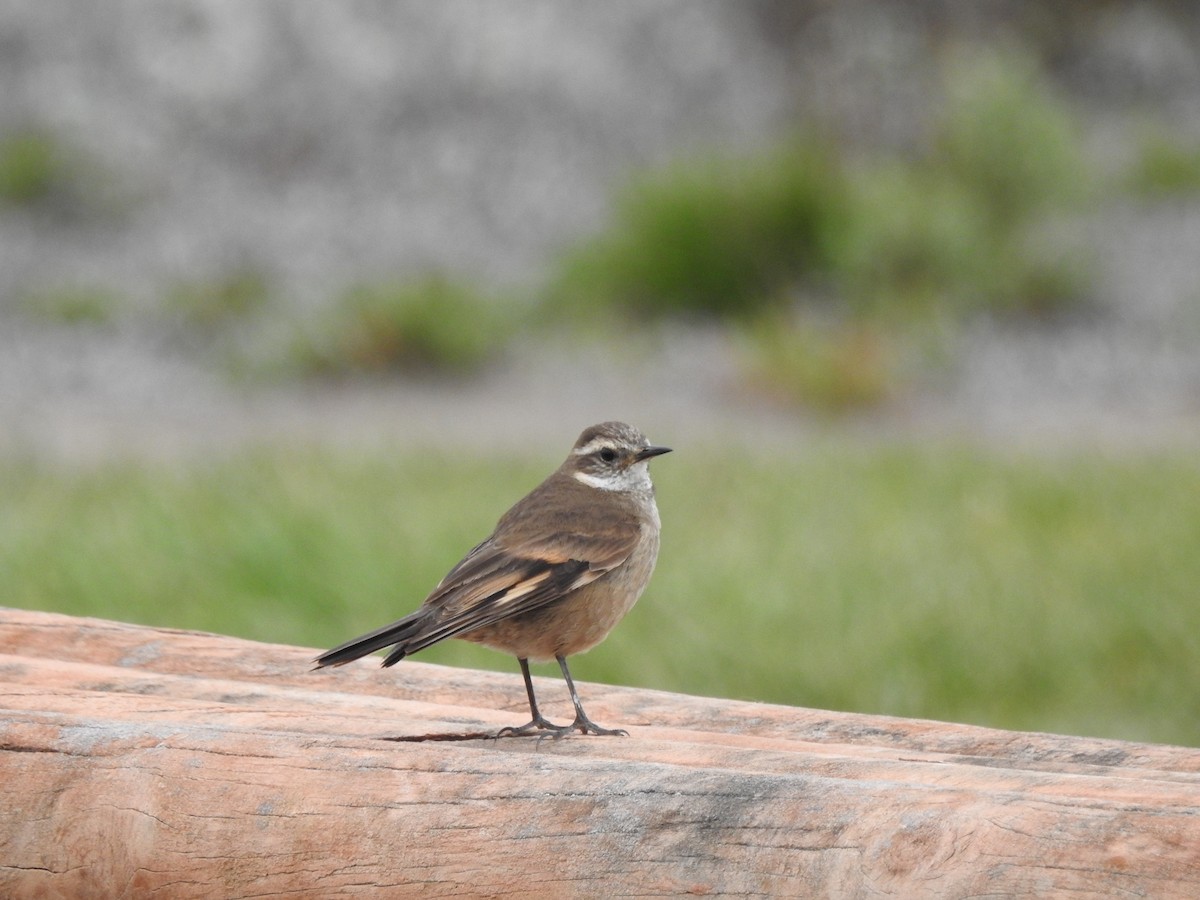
xmin=636 ymin=445 xmax=672 ymax=461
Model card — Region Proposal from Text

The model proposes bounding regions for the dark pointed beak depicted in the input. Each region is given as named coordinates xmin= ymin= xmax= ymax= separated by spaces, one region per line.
xmin=636 ymin=445 xmax=672 ymax=461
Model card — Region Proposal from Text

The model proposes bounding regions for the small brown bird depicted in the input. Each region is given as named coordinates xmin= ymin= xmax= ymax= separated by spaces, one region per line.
xmin=315 ymin=421 xmax=671 ymax=737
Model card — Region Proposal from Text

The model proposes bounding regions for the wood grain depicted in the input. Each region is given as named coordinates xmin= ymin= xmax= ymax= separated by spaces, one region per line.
xmin=2 ymin=607 xmax=1198 ymax=898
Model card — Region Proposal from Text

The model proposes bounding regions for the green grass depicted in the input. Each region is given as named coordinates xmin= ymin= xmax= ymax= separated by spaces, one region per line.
xmin=4 ymin=444 xmax=1199 ymax=748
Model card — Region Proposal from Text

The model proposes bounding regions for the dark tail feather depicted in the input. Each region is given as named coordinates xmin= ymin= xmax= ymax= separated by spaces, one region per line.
xmin=314 ymin=611 xmax=429 ymax=669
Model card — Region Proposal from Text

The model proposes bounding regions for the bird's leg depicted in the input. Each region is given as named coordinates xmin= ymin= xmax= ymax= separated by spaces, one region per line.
xmin=496 ymin=658 xmax=566 ymax=737
xmin=556 ymin=655 xmax=628 ymax=737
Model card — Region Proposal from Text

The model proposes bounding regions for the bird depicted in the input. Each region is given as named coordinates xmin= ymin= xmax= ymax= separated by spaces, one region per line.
xmin=315 ymin=421 xmax=671 ymax=738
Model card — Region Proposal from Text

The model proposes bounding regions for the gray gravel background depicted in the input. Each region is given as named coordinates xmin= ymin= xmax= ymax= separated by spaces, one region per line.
xmin=2 ymin=1 xmax=1200 ymax=462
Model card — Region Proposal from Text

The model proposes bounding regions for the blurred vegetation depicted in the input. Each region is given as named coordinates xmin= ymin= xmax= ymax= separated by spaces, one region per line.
xmin=0 ymin=126 xmax=125 ymax=218
xmin=166 ymin=268 xmax=272 ymax=331
xmin=13 ymin=45 xmax=1177 ymax=406
xmin=10 ymin=268 xmax=517 ymax=381
xmin=738 ymin=313 xmax=900 ymax=412
xmin=1125 ymin=127 xmax=1200 ymax=198
xmin=4 ymin=445 xmax=1199 ymax=748
xmin=548 ymin=47 xmax=1092 ymax=410
xmin=286 ymin=274 xmax=514 ymax=376
xmin=936 ymin=50 xmax=1088 ymax=239
xmin=552 ymin=138 xmax=849 ymax=320
xmin=0 ymin=130 xmax=70 ymax=205
xmin=18 ymin=285 xmax=122 ymax=326
xmin=8 ymin=34 xmax=1200 ymax=407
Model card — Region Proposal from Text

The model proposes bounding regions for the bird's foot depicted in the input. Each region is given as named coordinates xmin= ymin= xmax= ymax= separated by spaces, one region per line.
xmin=568 ymin=715 xmax=628 ymax=737
xmin=495 ymin=714 xmax=564 ymax=738
xmin=495 ymin=714 xmax=628 ymax=739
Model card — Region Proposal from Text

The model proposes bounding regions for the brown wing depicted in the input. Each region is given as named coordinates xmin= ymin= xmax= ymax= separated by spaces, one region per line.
xmin=403 ymin=540 xmax=632 ymax=653
xmin=403 ymin=477 xmax=643 ymax=652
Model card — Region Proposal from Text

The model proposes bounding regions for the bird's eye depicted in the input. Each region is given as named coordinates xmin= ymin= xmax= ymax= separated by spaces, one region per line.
xmin=598 ymin=447 xmax=618 ymax=463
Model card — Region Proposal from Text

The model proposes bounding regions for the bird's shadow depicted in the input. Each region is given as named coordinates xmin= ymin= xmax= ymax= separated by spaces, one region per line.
xmin=379 ymin=729 xmax=598 ymax=745
xmin=382 ymin=731 xmax=502 ymax=743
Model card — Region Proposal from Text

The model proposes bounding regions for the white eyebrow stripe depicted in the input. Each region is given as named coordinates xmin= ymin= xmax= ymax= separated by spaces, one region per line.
xmin=572 ymin=437 xmax=613 ymax=456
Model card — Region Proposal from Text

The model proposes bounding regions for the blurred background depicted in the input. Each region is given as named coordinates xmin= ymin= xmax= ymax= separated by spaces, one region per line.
xmin=2 ymin=1 xmax=1199 ymax=746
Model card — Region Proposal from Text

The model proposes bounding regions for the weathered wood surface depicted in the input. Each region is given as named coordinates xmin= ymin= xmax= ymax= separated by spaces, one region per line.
xmin=2 ymin=608 xmax=1198 ymax=898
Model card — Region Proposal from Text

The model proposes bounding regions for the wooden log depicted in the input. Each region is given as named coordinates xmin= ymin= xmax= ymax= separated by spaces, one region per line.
xmin=2 ymin=607 xmax=1198 ymax=898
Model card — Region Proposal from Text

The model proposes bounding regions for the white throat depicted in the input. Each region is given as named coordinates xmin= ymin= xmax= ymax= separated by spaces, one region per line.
xmin=573 ymin=464 xmax=653 ymax=493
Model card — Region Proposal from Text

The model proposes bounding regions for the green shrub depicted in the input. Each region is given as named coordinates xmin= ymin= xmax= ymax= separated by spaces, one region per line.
xmin=0 ymin=127 xmax=128 ymax=219
xmin=1125 ymin=129 xmax=1200 ymax=198
xmin=19 ymin=285 xmax=121 ymax=326
xmin=292 ymin=275 xmax=513 ymax=376
xmin=549 ymin=45 xmax=1090 ymax=334
xmin=551 ymin=137 xmax=848 ymax=320
xmin=833 ymin=162 xmax=1088 ymax=322
xmin=831 ymin=163 xmax=991 ymax=319
xmin=936 ymin=48 xmax=1089 ymax=234
xmin=739 ymin=311 xmax=898 ymax=412
xmin=0 ymin=131 xmax=66 ymax=205
xmin=166 ymin=269 xmax=272 ymax=330
xmin=545 ymin=46 xmax=1092 ymax=410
